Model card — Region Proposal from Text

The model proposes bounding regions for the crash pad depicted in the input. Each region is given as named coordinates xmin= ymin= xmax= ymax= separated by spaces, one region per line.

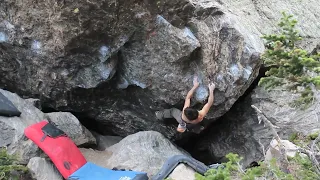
xmin=0 ymin=91 xmax=21 ymax=117
xmin=24 ymin=120 xmax=87 ymax=179
xmin=67 ymin=162 xmax=148 ymax=180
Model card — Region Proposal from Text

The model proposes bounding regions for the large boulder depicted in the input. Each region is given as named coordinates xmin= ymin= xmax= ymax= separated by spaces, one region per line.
xmin=1 ymin=0 xmax=263 ymax=139
xmin=47 ymin=0 xmax=320 ymax=140
xmin=2 ymin=0 xmax=320 ymax=139
xmin=81 ymin=131 xmax=187 ymax=178
xmin=188 ymin=87 xmax=320 ymax=166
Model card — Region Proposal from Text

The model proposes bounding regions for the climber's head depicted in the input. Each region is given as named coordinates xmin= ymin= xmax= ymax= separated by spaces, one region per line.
xmin=183 ymin=107 xmax=199 ymax=121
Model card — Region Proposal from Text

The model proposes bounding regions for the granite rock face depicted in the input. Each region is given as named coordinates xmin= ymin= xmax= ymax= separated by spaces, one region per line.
xmin=0 ymin=0 xmax=144 ymax=96
xmin=187 ymin=87 xmax=320 ymax=166
xmin=1 ymin=0 xmax=320 ymax=139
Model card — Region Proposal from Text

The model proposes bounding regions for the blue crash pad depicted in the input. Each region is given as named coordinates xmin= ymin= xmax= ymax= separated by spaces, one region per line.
xmin=67 ymin=162 xmax=148 ymax=180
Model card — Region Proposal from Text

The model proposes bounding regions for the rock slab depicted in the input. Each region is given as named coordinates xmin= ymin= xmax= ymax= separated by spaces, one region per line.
xmin=45 ymin=112 xmax=96 ymax=146
xmin=189 ymin=87 xmax=320 ymax=166
xmin=27 ymin=157 xmax=63 ymax=180
xmin=81 ymin=131 xmax=187 ymax=178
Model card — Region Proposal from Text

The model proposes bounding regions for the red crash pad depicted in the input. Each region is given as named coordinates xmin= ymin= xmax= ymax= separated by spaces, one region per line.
xmin=24 ymin=120 xmax=87 ymax=179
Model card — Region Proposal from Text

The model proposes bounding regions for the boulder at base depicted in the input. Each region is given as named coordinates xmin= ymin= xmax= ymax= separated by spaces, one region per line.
xmin=81 ymin=131 xmax=187 ymax=178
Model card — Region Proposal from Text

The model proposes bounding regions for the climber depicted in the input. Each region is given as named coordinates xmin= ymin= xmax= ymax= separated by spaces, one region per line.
xmin=155 ymin=76 xmax=215 ymax=134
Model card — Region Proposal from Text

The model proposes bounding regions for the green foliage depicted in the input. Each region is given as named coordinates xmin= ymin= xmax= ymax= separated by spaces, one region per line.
xmin=307 ymin=132 xmax=319 ymax=140
xmin=288 ymin=132 xmax=307 ymax=147
xmin=195 ymin=151 xmax=320 ymax=180
xmin=259 ymin=11 xmax=320 ymax=109
xmin=0 ymin=148 xmax=28 ymax=180
xmin=195 ymin=153 xmax=241 ymax=180
xmin=289 ymin=132 xmax=298 ymax=142
xmin=267 ymin=158 xmax=295 ymax=180
xmin=288 ymin=153 xmax=320 ymax=180
xmin=195 ymin=153 xmax=265 ymax=180
xmin=240 ymin=166 xmax=263 ymax=180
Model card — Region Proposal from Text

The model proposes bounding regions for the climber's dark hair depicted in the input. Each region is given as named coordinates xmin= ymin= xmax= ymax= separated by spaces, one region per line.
xmin=183 ymin=107 xmax=199 ymax=121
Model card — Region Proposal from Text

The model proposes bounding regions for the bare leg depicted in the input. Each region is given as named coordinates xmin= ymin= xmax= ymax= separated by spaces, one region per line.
xmin=155 ymin=108 xmax=182 ymax=120
xmin=156 ymin=108 xmax=187 ymax=131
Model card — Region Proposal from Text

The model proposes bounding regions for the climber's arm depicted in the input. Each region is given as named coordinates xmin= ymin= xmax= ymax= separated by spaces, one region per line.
xmin=183 ymin=86 xmax=198 ymax=109
xmin=183 ymin=76 xmax=200 ymax=109
xmin=199 ymin=83 xmax=215 ymax=117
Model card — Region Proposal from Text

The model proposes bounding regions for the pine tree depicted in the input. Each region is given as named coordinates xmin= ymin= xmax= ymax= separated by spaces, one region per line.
xmin=258 ymin=12 xmax=320 ymax=109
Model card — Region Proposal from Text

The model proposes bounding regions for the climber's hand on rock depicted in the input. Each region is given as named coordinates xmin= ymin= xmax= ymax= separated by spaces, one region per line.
xmin=208 ymin=82 xmax=215 ymax=91
xmin=193 ymin=76 xmax=200 ymax=88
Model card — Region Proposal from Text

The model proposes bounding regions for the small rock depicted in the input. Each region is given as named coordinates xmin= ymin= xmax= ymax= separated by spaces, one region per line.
xmin=265 ymin=139 xmax=305 ymax=162
xmin=168 ymin=164 xmax=196 ymax=180
xmin=27 ymin=157 xmax=63 ymax=180
xmin=44 ymin=112 xmax=96 ymax=146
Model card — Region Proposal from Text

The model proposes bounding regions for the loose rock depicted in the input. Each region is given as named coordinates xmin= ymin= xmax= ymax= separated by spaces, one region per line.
xmin=27 ymin=157 xmax=63 ymax=180
xmin=44 ymin=112 xmax=96 ymax=146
